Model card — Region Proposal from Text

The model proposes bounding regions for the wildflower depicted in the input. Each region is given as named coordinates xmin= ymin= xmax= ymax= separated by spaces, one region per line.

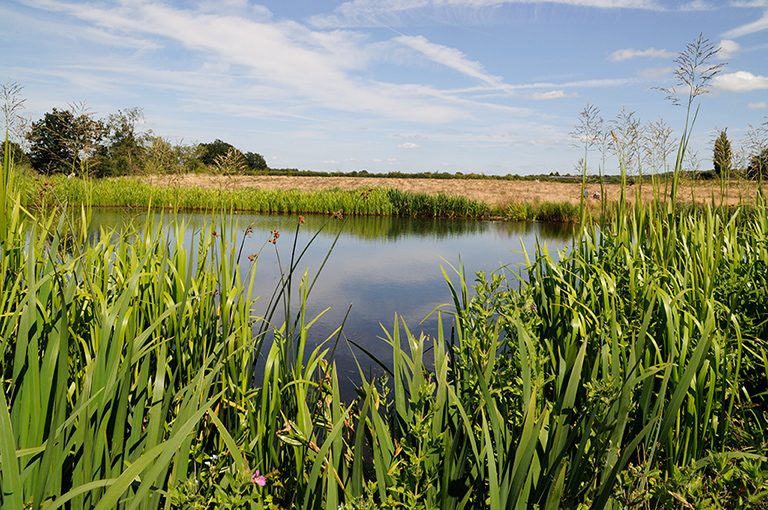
xmin=299 ymin=216 xmax=305 ymax=225
xmin=252 ymin=470 xmax=266 ymax=487
xmin=248 ymin=253 xmax=257 ymax=262
xmin=212 ymin=230 xmax=219 ymax=238
xmin=531 ymin=304 xmax=537 ymax=313
xmin=269 ymin=229 xmax=280 ymax=244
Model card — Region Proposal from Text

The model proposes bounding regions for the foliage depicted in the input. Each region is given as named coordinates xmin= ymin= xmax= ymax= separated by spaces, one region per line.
xmin=713 ymin=128 xmax=732 ymax=176
xmin=0 ymin=139 xmax=27 ymax=166
xmin=214 ymin=146 xmax=249 ymax=176
xmin=747 ymin=148 xmax=768 ymax=181
xmin=199 ymin=138 xmax=240 ymax=166
xmin=26 ymin=106 xmax=105 ymax=175
xmin=96 ymin=107 xmax=148 ymax=177
xmin=143 ymin=135 xmax=205 ymax=175
xmin=244 ymin=151 xmax=268 ymax=172
xmin=197 ymin=139 xmax=268 ymax=173
xmin=0 ymin=204 xmax=263 ymax=508
xmin=343 ymin=197 xmax=768 ymax=510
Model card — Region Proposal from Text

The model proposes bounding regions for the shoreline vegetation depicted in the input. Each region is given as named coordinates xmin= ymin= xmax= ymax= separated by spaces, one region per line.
xmin=3 ymin=36 xmax=768 ymax=509
xmin=17 ymin=171 xmax=764 ymax=223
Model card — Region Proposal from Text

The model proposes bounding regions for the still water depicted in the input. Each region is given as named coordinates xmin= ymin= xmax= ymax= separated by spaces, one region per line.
xmin=89 ymin=209 xmax=574 ymax=386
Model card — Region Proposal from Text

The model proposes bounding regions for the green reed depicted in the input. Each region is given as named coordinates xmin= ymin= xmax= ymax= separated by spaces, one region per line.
xmin=317 ymin=36 xmax=767 ymax=509
xmin=17 ymin=174 xmax=591 ymax=222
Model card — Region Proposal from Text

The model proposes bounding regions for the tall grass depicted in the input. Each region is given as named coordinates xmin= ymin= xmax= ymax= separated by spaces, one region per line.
xmin=0 ymin=202 xmax=253 ymax=507
xmin=1 ymin=130 xmax=350 ymax=508
xmin=319 ymin=35 xmax=768 ymax=509
xmin=325 ymin=183 xmax=767 ymax=510
xmin=18 ymin=174 xmax=592 ymax=222
xmin=3 ymin=36 xmax=767 ymax=510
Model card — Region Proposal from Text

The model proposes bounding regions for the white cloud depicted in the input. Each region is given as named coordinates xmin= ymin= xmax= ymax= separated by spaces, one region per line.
xmin=717 ymin=39 xmax=740 ymax=59
xmin=608 ymin=47 xmax=675 ymax=62
xmin=722 ymin=10 xmax=768 ymax=38
xmin=395 ymin=35 xmax=501 ymax=85
xmin=309 ymin=0 xmax=668 ymax=28
xmin=21 ymin=0 xmax=474 ymax=123
xmin=679 ymin=1 xmax=713 ymax=11
xmin=398 ymin=142 xmax=420 ymax=149
xmin=748 ymin=102 xmax=768 ymax=109
xmin=494 ymin=78 xmax=633 ymax=94
xmin=637 ymin=66 xmax=673 ymax=79
xmin=523 ymin=90 xmax=578 ymax=100
xmin=712 ymin=71 xmax=768 ymax=92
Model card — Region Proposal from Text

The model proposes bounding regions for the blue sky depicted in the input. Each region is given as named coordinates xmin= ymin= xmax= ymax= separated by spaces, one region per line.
xmin=2 ymin=0 xmax=767 ymax=175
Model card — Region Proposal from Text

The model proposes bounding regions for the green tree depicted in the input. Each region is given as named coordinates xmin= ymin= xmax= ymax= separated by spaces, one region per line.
xmin=27 ymin=108 xmax=74 ymax=173
xmin=27 ymin=106 xmax=104 ymax=175
xmin=244 ymin=151 xmax=268 ymax=172
xmin=713 ymin=128 xmax=732 ymax=176
xmin=97 ymin=107 xmax=147 ymax=177
xmin=197 ymin=139 xmax=267 ymax=173
xmin=198 ymin=139 xmax=239 ymax=166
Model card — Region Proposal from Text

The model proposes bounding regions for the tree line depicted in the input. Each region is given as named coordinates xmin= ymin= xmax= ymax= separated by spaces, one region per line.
xmin=2 ymin=96 xmax=766 ymax=181
xmin=2 ymin=104 xmax=268 ymax=178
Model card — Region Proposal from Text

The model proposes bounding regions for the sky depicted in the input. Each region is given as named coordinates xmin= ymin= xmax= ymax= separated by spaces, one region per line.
xmin=2 ymin=0 xmax=767 ymax=175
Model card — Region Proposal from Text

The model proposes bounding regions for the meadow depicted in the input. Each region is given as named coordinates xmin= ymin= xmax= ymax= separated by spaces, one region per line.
xmin=2 ymin=40 xmax=768 ymax=509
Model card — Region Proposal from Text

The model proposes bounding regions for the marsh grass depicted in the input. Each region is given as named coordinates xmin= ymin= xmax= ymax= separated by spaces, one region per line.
xmin=19 ymin=174 xmax=602 ymax=223
xmin=3 ymin=35 xmax=768 ymax=510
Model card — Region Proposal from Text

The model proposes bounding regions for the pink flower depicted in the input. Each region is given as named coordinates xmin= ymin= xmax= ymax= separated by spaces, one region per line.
xmin=252 ymin=470 xmax=266 ymax=487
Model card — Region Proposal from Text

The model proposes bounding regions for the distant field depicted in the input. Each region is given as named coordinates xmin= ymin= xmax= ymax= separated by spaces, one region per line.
xmin=144 ymin=174 xmax=759 ymax=207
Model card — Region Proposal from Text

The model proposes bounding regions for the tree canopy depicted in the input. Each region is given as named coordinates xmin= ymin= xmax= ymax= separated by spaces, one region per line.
xmin=27 ymin=107 xmax=104 ymax=175
xmin=97 ymin=107 xmax=147 ymax=177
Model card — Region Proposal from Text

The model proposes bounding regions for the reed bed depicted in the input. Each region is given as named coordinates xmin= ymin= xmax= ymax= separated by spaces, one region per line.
xmin=18 ymin=174 xmax=596 ymax=222
xmin=4 ymin=153 xmax=767 ymax=509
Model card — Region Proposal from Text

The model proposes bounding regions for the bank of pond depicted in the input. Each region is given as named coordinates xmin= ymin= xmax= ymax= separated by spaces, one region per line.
xmin=2 ymin=189 xmax=767 ymax=509
xmin=18 ymin=173 xmax=615 ymax=223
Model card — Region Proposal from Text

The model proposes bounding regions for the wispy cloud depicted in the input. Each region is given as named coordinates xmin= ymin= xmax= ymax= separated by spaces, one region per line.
xmin=748 ymin=101 xmax=768 ymax=109
xmin=521 ymin=90 xmax=579 ymax=100
xmin=18 ymin=0 xmax=475 ymax=123
xmin=608 ymin=47 xmax=675 ymax=62
xmin=722 ymin=9 xmax=768 ymax=37
xmin=309 ymin=0 xmax=670 ymax=28
xmin=636 ymin=66 xmax=674 ymax=79
xmin=395 ymin=35 xmax=502 ymax=85
xmin=398 ymin=142 xmax=420 ymax=149
xmin=712 ymin=71 xmax=768 ymax=92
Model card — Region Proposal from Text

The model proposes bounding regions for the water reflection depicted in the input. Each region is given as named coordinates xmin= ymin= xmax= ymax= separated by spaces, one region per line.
xmin=88 ymin=209 xmax=574 ymax=393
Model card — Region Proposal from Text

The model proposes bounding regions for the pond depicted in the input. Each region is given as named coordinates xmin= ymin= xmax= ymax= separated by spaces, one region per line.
xmin=88 ymin=209 xmax=575 ymax=393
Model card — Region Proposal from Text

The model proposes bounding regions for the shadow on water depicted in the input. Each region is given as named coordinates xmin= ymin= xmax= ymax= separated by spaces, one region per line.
xmin=87 ymin=209 xmax=574 ymax=399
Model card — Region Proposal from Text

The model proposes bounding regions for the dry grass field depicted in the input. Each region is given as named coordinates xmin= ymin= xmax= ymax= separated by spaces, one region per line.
xmin=145 ymin=174 xmax=760 ymax=208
